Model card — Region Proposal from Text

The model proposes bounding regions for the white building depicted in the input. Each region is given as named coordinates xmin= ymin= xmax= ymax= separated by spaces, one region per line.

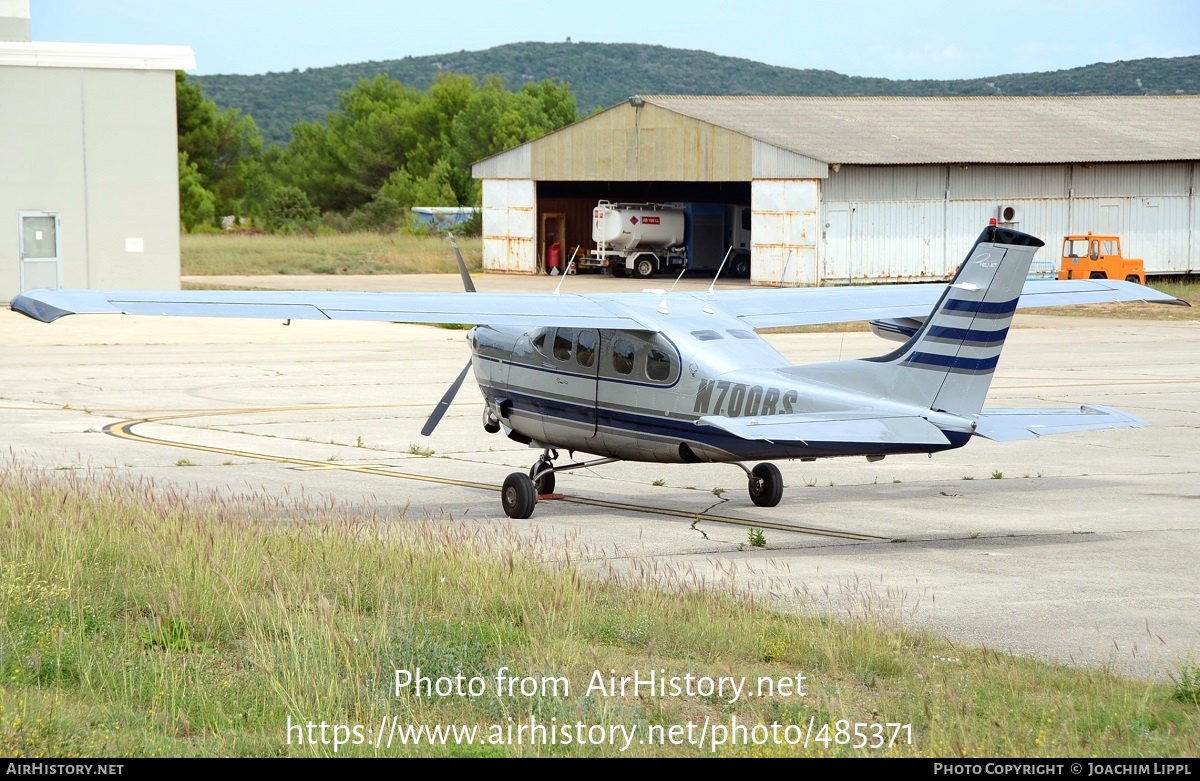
xmin=473 ymin=94 xmax=1200 ymax=284
xmin=0 ymin=0 xmax=194 ymax=301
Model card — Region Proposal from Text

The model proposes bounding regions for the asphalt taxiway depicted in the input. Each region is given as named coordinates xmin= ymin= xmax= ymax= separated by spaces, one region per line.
xmin=3 ymin=275 xmax=1197 ymax=679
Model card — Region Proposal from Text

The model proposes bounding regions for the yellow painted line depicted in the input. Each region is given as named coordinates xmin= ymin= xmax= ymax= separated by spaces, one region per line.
xmin=103 ymin=412 xmax=886 ymax=542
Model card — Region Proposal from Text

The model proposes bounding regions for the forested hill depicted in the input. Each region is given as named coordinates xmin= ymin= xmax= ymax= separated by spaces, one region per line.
xmin=195 ymin=42 xmax=1200 ymax=145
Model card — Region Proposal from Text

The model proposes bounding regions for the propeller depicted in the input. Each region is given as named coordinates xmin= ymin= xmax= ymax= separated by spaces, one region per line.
xmin=421 ymin=233 xmax=477 ymax=436
xmin=421 ymin=359 xmax=472 ymax=437
xmin=448 ymin=233 xmax=476 ymax=293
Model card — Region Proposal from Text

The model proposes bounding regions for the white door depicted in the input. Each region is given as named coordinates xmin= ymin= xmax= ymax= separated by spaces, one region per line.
xmin=19 ymin=212 xmax=62 ymax=292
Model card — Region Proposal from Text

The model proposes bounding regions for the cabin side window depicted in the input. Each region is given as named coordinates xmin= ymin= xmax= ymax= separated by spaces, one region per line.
xmin=553 ymin=328 xmax=574 ymax=361
xmin=646 ymin=348 xmax=672 ymax=382
xmin=576 ymin=330 xmax=597 ymax=368
xmin=612 ymin=338 xmax=635 ymax=375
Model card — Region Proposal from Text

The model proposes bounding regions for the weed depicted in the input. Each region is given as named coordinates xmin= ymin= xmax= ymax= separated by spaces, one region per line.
xmin=652 ymin=478 xmax=666 ymax=487
xmin=892 ymin=478 xmax=902 ymax=484
xmin=748 ymin=528 xmax=767 ymax=548
xmin=175 ymin=458 xmax=193 ymax=467
xmin=969 ymin=532 xmax=980 ymax=539
xmin=712 ymin=487 xmax=726 ymax=497
xmin=991 ymin=470 xmax=1004 ymax=480
xmin=803 ymin=477 xmax=817 ymax=487
xmin=355 ymin=435 xmax=364 ymax=448
xmin=962 ymin=476 xmax=975 ymax=481
xmin=407 ymin=443 xmax=435 ymax=457
xmin=1171 ymin=657 xmax=1200 ymax=705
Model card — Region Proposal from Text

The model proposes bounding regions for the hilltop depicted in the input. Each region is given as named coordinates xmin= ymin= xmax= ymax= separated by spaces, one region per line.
xmin=195 ymin=42 xmax=1200 ymax=144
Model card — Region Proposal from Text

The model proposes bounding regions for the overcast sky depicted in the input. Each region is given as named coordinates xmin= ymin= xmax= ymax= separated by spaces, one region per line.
xmin=29 ymin=0 xmax=1200 ymax=80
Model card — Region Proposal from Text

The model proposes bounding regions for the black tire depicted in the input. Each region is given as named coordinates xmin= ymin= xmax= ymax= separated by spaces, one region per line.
xmin=502 ymin=472 xmax=537 ymax=519
xmin=634 ymin=256 xmax=656 ymax=279
xmin=1089 ymin=272 xmax=1107 ymax=280
xmin=1125 ymin=274 xmax=1141 ymax=283
xmin=611 ymin=264 xmax=627 ymax=278
xmin=530 ymin=459 xmax=555 ymax=494
xmin=732 ymin=255 xmax=751 ymax=278
xmin=748 ymin=463 xmax=783 ymax=507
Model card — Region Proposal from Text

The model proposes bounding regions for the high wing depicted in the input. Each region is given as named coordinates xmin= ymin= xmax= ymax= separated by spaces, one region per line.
xmin=706 ymin=278 xmax=1187 ymax=330
xmin=9 ymin=288 xmax=655 ymax=330
xmin=10 ymin=278 xmax=1186 ymax=328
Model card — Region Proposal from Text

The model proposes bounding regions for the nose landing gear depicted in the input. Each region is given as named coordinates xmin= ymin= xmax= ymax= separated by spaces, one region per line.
xmin=499 ymin=449 xmax=620 ymax=518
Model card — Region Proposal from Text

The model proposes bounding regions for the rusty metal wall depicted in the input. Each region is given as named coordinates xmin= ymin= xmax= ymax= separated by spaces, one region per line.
xmin=750 ymin=179 xmax=819 ymax=286
xmin=481 ymin=179 xmax=536 ymax=273
xmin=820 ymin=201 xmax=948 ymax=284
xmin=820 ymin=162 xmax=1198 ymax=279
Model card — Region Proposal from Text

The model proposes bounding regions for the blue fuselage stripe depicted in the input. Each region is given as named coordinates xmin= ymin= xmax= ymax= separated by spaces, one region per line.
xmin=481 ymin=385 xmax=968 ymax=457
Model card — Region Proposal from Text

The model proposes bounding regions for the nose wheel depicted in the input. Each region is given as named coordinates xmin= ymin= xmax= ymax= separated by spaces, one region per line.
xmin=501 ymin=473 xmax=538 ymax=519
xmin=499 ymin=452 xmax=620 ymax=518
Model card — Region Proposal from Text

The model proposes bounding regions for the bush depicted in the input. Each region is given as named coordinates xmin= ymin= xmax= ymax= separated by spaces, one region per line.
xmin=261 ymin=186 xmax=319 ymax=234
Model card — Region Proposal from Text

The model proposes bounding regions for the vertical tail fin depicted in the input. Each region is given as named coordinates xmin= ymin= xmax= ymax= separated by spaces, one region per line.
xmin=874 ymin=225 xmax=1044 ymax=416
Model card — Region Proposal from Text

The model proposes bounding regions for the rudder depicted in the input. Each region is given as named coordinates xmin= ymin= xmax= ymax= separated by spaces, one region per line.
xmin=875 ymin=225 xmax=1044 ymax=416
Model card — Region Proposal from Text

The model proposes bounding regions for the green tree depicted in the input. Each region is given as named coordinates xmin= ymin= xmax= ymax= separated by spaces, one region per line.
xmin=177 ymin=151 xmax=216 ymax=232
xmin=176 ymin=71 xmax=263 ymax=218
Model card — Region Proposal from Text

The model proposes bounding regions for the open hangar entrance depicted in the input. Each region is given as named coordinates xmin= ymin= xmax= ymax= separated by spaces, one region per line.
xmin=535 ymin=181 xmax=751 ymax=277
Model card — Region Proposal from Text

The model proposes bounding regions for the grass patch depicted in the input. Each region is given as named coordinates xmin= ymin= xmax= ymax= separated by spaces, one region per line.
xmin=0 ymin=463 xmax=1196 ymax=757
xmin=181 ymin=233 xmax=483 ymax=277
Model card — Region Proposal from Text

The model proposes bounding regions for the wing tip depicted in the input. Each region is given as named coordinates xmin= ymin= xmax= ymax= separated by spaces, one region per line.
xmin=10 ymin=294 xmax=73 ymax=323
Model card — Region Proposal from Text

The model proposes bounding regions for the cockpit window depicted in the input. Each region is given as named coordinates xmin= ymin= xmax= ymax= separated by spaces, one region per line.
xmin=727 ymin=329 xmax=757 ymax=340
xmin=530 ymin=327 xmax=550 ymax=356
xmin=691 ymin=330 xmax=723 ymax=341
xmin=612 ymin=338 xmax=635 ymax=375
xmin=553 ymin=328 xmax=574 ymax=361
xmin=646 ymin=348 xmax=672 ymax=381
xmin=576 ymin=330 xmax=597 ymax=368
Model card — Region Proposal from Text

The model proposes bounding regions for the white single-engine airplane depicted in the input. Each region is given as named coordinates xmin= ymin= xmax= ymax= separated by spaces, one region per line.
xmin=11 ymin=224 xmax=1186 ymax=519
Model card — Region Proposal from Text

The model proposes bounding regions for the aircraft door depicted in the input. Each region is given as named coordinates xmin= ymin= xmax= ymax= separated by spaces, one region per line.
xmin=538 ymin=327 xmax=600 ymax=448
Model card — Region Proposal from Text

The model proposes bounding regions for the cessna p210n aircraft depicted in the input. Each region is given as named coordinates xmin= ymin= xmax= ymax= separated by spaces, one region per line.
xmin=11 ymin=224 xmax=1186 ymax=519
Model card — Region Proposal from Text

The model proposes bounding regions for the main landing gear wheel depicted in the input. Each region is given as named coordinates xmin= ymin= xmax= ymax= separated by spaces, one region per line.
xmin=502 ymin=472 xmax=537 ymax=519
xmin=530 ymin=456 xmax=556 ymax=494
xmin=748 ymin=463 xmax=783 ymax=507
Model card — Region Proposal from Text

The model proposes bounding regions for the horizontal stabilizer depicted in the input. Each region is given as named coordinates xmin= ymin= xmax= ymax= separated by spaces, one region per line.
xmin=973 ymin=405 xmax=1148 ymax=442
xmin=698 ymin=411 xmax=951 ymax=447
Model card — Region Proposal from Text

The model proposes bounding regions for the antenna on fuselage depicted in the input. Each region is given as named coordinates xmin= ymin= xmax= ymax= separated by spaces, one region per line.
xmin=657 ymin=265 xmax=687 ymax=315
xmin=552 ymin=247 xmax=580 ymax=296
xmin=705 ymin=247 xmax=735 ymax=296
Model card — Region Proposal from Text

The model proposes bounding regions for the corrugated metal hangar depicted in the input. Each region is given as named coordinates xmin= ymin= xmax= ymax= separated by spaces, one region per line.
xmin=0 ymin=1 xmax=193 ymax=302
xmin=472 ymin=94 xmax=1200 ymax=284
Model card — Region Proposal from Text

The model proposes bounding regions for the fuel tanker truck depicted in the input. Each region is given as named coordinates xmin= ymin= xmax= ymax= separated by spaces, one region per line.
xmin=590 ymin=201 xmax=687 ymax=278
xmin=587 ymin=200 xmax=752 ymax=279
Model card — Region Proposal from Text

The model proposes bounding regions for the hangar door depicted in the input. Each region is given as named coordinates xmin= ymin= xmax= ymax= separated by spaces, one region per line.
xmin=19 ymin=212 xmax=62 ymax=292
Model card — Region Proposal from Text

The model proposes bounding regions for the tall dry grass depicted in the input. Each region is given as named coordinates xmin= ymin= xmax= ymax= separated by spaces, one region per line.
xmin=181 ymin=233 xmax=483 ymax=277
xmin=1 ymin=462 xmax=1196 ymax=756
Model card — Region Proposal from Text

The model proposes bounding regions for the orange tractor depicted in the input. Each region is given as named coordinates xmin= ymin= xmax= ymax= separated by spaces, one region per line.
xmin=1058 ymin=233 xmax=1145 ymax=284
